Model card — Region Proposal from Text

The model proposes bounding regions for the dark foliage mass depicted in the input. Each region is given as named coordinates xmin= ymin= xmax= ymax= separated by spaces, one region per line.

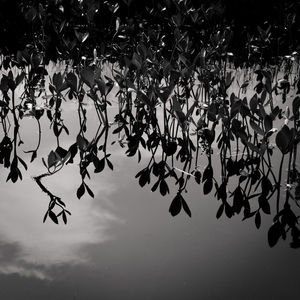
xmin=0 ymin=0 xmax=300 ymax=248
xmin=0 ymin=0 xmax=299 ymax=63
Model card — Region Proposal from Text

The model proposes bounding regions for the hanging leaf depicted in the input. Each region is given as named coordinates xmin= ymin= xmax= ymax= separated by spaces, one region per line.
xmin=276 ymin=125 xmax=292 ymax=154
xmin=106 ymin=159 xmax=114 ymax=170
xmin=49 ymin=211 xmax=58 ymax=224
xmin=194 ymin=171 xmax=201 ymax=184
xmin=151 ymin=180 xmax=160 ymax=192
xmin=77 ymin=135 xmax=88 ymax=151
xmin=84 ymin=183 xmax=94 ymax=198
xmin=264 ymin=115 xmax=273 ymax=133
xmin=181 ymin=196 xmax=192 ymax=217
xmin=292 ymin=96 xmax=300 ymax=117
xmin=94 ymin=157 xmax=105 ymax=173
xmin=250 ymin=94 xmax=258 ymax=113
xmin=159 ymin=179 xmax=169 ymax=196
xmin=77 ymin=182 xmax=85 ymax=199
xmin=66 ymin=72 xmax=78 ymax=92
xmin=202 ymin=164 xmax=213 ymax=182
xmin=43 ymin=211 xmax=48 ymax=223
xmin=53 ymin=73 xmax=63 ymax=91
xmin=255 ymin=211 xmax=261 ymax=229
xmin=62 ymin=211 xmax=67 ymax=224
xmin=169 ymin=194 xmax=182 ymax=216
xmin=250 ymin=120 xmax=264 ymax=136
xmin=233 ymin=186 xmax=243 ymax=214
xmin=48 ymin=150 xmax=58 ymax=168
xmin=203 ymin=179 xmax=213 ymax=195
xmin=80 ymin=67 xmax=94 ymax=88
xmin=268 ymin=222 xmax=282 ymax=247
xmin=216 ymin=203 xmax=224 ymax=219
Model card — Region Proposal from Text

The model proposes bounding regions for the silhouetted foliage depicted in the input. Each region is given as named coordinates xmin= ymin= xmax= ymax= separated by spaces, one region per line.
xmin=0 ymin=0 xmax=300 ymax=248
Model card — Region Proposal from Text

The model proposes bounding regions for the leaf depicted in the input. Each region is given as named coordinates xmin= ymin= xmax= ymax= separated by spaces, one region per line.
xmin=203 ymin=179 xmax=213 ymax=195
xmin=264 ymin=115 xmax=273 ymax=132
xmin=230 ymin=100 xmax=241 ymax=118
xmin=138 ymin=168 xmax=149 ymax=187
xmin=260 ymin=198 xmax=271 ymax=215
xmin=276 ymin=125 xmax=292 ymax=154
xmin=80 ymin=67 xmax=94 ymax=87
xmin=216 ymin=203 xmax=224 ymax=219
xmin=66 ymin=72 xmax=78 ymax=91
xmin=67 ymin=143 xmax=78 ymax=164
xmin=132 ymin=52 xmax=142 ymax=70
xmin=249 ymin=94 xmax=258 ymax=113
xmin=261 ymin=177 xmax=273 ymax=196
xmin=181 ymin=196 xmax=192 ymax=217
xmin=160 ymin=179 xmax=169 ymax=196
xmin=55 ymin=146 xmax=68 ymax=159
xmin=94 ymin=157 xmax=105 ymax=173
xmin=250 ymin=120 xmax=264 ymax=136
xmin=255 ymin=211 xmax=261 ymax=229
xmin=194 ymin=171 xmax=201 ymax=184
xmin=224 ymin=202 xmax=233 ymax=218
xmin=43 ymin=211 xmax=48 ymax=223
xmin=53 ymin=73 xmax=63 ymax=91
xmin=151 ymin=180 xmax=160 ymax=192
xmin=164 ymin=141 xmax=177 ymax=156
xmin=62 ymin=211 xmax=67 ymax=224
xmin=292 ymin=96 xmax=300 ymax=117
xmin=233 ymin=186 xmax=243 ymax=214
xmin=169 ymin=194 xmax=182 ymax=216
xmin=268 ymin=222 xmax=282 ymax=247
xmin=77 ymin=135 xmax=88 ymax=151
xmin=112 ymin=126 xmax=123 ymax=134
xmin=84 ymin=183 xmax=94 ymax=198
xmin=15 ymin=72 xmax=25 ymax=87
xmin=49 ymin=211 xmax=58 ymax=224
xmin=106 ymin=159 xmax=114 ymax=170
xmin=56 ymin=198 xmax=66 ymax=207
xmin=76 ymin=183 xmax=85 ymax=199
xmin=47 ymin=150 xmax=58 ymax=168
xmin=18 ymin=156 xmax=27 ymax=170
xmin=172 ymin=95 xmax=186 ymax=124
xmin=202 ymin=164 xmax=213 ymax=182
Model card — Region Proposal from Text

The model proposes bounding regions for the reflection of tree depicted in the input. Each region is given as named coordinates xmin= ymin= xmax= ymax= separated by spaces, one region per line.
xmin=0 ymin=0 xmax=300 ymax=248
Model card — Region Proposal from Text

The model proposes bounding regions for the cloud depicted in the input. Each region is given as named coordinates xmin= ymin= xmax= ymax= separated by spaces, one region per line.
xmin=0 ymin=161 xmax=121 ymax=280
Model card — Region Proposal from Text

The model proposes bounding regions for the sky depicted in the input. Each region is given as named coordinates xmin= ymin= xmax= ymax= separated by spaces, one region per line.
xmin=1 ymin=153 xmax=300 ymax=300
xmin=0 ymin=65 xmax=300 ymax=300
